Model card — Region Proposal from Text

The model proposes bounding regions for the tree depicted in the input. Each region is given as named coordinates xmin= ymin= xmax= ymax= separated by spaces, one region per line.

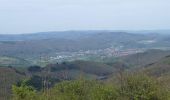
xmin=12 ymin=80 xmax=37 ymax=100
xmin=50 ymin=80 xmax=91 ymax=100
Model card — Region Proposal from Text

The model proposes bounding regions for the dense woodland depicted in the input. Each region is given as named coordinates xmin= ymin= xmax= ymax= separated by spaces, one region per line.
xmin=12 ymin=73 xmax=170 ymax=100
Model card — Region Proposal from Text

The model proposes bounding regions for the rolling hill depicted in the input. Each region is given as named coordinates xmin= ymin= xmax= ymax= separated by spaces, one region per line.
xmin=143 ymin=55 xmax=170 ymax=77
xmin=120 ymin=49 xmax=170 ymax=67
xmin=1 ymin=31 xmax=170 ymax=59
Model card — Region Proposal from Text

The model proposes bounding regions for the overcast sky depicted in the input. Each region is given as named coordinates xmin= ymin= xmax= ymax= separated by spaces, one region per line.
xmin=0 ymin=0 xmax=170 ymax=34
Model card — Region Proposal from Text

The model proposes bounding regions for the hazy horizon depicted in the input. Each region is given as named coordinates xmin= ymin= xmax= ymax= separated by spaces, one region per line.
xmin=1 ymin=29 xmax=170 ymax=35
xmin=0 ymin=0 xmax=170 ymax=34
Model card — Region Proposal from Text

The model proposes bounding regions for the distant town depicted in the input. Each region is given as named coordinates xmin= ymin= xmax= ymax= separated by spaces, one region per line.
xmin=41 ymin=47 xmax=145 ymax=62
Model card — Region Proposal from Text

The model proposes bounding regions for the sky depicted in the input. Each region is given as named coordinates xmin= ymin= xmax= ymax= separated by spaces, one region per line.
xmin=0 ymin=0 xmax=170 ymax=34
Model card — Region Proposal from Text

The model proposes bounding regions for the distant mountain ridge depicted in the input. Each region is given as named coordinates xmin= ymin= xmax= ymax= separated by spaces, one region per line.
xmin=0 ymin=31 xmax=105 ymax=41
xmin=1 ymin=30 xmax=170 ymax=41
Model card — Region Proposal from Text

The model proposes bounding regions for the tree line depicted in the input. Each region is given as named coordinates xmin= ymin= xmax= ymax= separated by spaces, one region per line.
xmin=12 ymin=73 xmax=170 ymax=100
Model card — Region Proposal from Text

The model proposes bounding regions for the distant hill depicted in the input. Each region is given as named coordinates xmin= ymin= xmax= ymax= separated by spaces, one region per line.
xmin=126 ymin=29 xmax=170 ymax=34
xmin=1 ymin=30 xmax=170 ymax=41
xmin=143 ymin=55 xmax=170 ymax=77
xmin=1 ymin=31 xmax=169 ymax=58
xmin=0 ymin=31 xmax=103 ymax=41
xmin=121 ymin=49 xmax=170 ymax=67
xmin=1 ymin=31 xmax=170 ymax=67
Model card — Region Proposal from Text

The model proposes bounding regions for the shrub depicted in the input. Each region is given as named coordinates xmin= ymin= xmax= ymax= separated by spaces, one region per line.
xmin=12 ymin=80 xmax=37 ymax=100
xmin=120 ymin=74 xmax=169 ymax=100
xmin=90 ymin=84 xmax=118 ymax=100
xmin=49 ymin=80 xmax=92 ymax=100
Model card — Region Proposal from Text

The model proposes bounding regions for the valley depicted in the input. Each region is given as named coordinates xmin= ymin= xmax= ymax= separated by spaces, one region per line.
xmin=1 ymin=31 xmax=170 ymax=67
xmin=0 ymin=31 xmax=170 ymax=99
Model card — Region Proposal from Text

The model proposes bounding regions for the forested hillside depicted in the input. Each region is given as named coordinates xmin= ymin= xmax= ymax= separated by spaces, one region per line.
xmin=12 ymin=73 xmax=170 ymax=100
xmin=1 ymin=50 xmax=170 ymax=99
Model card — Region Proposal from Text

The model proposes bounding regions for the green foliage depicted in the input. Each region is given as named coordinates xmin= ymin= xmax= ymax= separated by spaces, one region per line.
xmin=49 ymin=80 xmax=93 ymax=100
xmin=90 ymin=84 xmax=118 ymax=100
xmin=42 ymin=80 xmax=119 ymax=100
xmin=11 ymin=74 xmax=170 ymax=100
xmin=12 ymin=80 xmax=37 ymax=100
xmin=120 ymin=74 xmax=169 ymax=100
